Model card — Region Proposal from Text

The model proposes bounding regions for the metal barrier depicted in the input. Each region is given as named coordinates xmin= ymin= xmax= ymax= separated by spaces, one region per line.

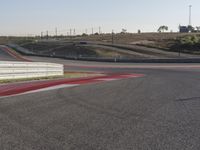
xmin=0 ymin=61 xmax=64 ymax=80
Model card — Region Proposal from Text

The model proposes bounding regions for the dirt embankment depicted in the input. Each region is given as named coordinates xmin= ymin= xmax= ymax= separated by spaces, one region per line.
xmin=79 ymin=33 xmax=190 ymax=43
xmin=79 ymin=33 xmax=200 ymax=54
xmin=21 ymin=42 xmax=140 ymax=59
xmin=3 ymin=32 xmax=200 ymax=59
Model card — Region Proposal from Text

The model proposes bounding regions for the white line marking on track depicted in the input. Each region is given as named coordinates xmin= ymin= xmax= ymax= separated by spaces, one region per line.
xmin=95 ymin=78 xmax=119 ymax=81
xmin=120 ymin=75 xmax=142 ymax=78
xmin=0 ymin=84 xmax=79 ymax=99
xmin=24 ymin=84 xmax=79 ymax=94
xmin=0 ymin=74 xmax=144 ymax=98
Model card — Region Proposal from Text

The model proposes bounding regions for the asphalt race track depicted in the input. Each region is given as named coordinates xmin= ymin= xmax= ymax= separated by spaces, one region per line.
xmin=0 ymin=45 xmax=18 ymax=61
xmin=1 ymin=55 xmax=200 ymax=149
xmin=0 ymin=45 xmax=28 ymax=61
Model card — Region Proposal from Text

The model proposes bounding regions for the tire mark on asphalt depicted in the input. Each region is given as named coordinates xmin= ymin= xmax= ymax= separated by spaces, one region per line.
xmin=176 ymin=97 xmax=200 ymax=102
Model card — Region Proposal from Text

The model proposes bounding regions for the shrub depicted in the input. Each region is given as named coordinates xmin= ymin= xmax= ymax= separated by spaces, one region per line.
xmin=180 ymin=35 xmax=200 ymax=45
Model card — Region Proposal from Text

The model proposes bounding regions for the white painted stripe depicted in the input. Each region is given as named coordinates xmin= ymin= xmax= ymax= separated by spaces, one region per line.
xmin=120 ymin=75 xmax=140 ymax=78
xmin=0 ymin=84 xmax=79 ymax=99
xmin=96 ymin=78 xmax=119 ymax=81
xmin=24 ymin=84 xmax=79 ymax=94
xmin=95 ymin=75 xmax=142 ymax=81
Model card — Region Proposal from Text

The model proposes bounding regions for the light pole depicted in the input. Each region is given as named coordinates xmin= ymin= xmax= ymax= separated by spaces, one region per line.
xmin=41 ymin=32 xmax=43 ymax=39
xmin=189 ymin=5 xmax=192 ymax=26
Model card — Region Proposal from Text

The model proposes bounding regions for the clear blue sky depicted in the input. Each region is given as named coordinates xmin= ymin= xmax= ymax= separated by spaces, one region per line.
xmin=0 ymin=0 xmax=199 ymax=36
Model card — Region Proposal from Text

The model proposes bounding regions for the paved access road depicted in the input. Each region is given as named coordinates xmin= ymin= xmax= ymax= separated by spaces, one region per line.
xmin=1 ymin=57 xmax=200 ymax=150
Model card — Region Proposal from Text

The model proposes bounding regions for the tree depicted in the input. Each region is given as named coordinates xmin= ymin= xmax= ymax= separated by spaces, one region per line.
xmin=158 ymin=26 xmax=168 ymax=33
xmin=82 ymin=33 xmax=88 ymax=37
xmin=196 ymin=26 xmax=200 ymax=32
xmin=121 ymin=29 xmax=127 ymax=34
xmin=187 ymin=25 xmax=195 ymax=32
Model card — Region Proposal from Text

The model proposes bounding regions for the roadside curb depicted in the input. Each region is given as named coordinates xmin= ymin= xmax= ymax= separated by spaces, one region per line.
xmin=0 ymin=73 xmax=144 ymax=97
xmin=1 ymin=46 xmax=31 ymax=61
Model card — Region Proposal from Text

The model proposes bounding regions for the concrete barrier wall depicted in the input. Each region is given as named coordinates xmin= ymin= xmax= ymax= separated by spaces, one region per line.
xmin=0 ymin=61 xmax=64 ymax=80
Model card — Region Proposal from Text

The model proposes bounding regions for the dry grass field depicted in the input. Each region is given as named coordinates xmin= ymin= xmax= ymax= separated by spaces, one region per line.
xmin=1 ymin=32 xmax=200 ymax=57
xmin=79 ymin=32 xmax=200 ymax=54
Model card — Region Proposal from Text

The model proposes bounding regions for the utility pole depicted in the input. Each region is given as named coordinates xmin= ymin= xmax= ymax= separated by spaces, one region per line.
xmin=189 ymin=5 xmax=192 ymax=26
xmin=112 ymin=30 xmax=114 ymax=44
xmin=92 ymin=28 xmax=94 ymax=35
xmin=73 ymin=29 xmax=76 ymax=36
xmin=46 ymin=30 xmax=48 ymax=40
xmin=41 ymin=32 xmax=43 ymax=39
xmin=55 ymin=27 xmax=57 ymax=38
xmin=70 ymin=29 xmax=72 ymax=40
xmin=99 ymin=27 xmax=101 ymax=34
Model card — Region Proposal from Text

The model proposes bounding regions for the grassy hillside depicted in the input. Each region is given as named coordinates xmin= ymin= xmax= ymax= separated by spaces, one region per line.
xmin=2 ymin=32 xmax=200 ymax=55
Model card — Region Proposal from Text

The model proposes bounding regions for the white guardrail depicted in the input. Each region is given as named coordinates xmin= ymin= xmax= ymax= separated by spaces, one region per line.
xmin=0 ymin=61 xmax=64 ymax=80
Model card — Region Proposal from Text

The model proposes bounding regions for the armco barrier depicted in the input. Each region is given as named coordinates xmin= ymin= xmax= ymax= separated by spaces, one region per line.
xmin=0 ymin=61 xmax=64 ymax=80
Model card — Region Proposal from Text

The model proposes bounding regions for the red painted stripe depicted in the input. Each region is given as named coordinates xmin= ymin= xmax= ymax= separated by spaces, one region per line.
xmin=0 ymin=76 xmax=104 ymax=96
xmin=65 ymin=64 xmax=200 ymax=69
xmin=0 ymin=73 xmax=144 ymax=97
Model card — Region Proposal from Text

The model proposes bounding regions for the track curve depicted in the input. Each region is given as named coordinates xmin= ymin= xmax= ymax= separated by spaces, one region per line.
xmin=0 ymin=45 xmax=30 ymax=61
xmin=1 ymin=53 xmax=200 ymax=149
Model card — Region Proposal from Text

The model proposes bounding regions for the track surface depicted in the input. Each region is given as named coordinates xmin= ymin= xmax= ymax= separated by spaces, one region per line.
xmin=1 ymin=56 xmax=200 ymax=150
xmin=0 ymin=45 xmax=18 ymax=61
xmin=0 ymin=45 xmax=29 ymax=61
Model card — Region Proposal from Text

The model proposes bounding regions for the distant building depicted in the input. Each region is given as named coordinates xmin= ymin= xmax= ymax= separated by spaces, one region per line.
xmin=179 ymin=26 xmax=189 ymax=33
